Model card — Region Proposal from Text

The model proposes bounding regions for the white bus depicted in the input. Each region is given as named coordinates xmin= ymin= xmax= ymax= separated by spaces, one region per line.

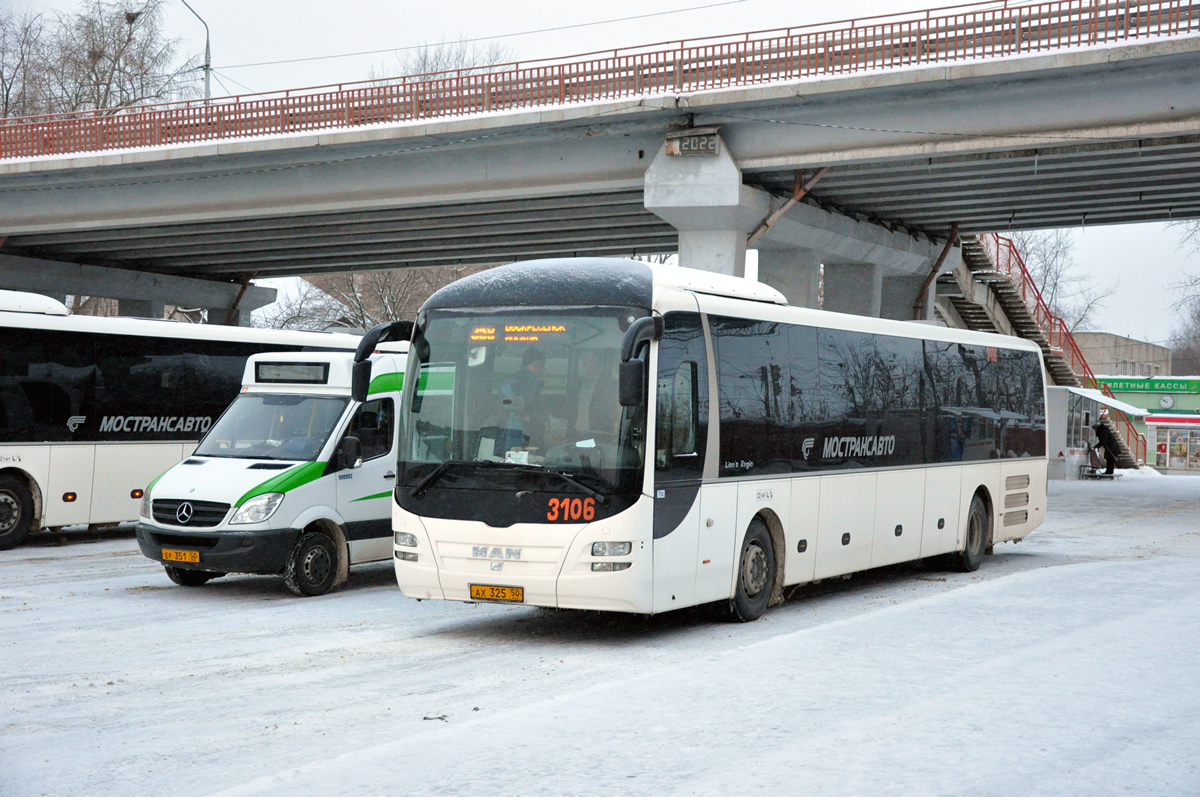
xmin=0 ymin=291 xmax=368 ymax=550
xmin=387 ymin=259 xmax=1048 ymax=621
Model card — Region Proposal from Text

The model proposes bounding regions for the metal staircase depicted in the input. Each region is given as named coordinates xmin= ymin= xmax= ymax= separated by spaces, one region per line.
xmin=936 ymin=233 xmax=1145 ymax=468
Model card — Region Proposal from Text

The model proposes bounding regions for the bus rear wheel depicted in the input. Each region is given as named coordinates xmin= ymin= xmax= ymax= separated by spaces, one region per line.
xmin=284 ymin=532 xmax=338 ymax=597
xmin=952 ymin=494 xmax=988 ymax=573
xmin=164 ymin=566 xmax=219 ymax=587
xmin=730 ymin=518 xmax=775 ymax=623
xmin=0 ymin=475 xmax=34 ymax=551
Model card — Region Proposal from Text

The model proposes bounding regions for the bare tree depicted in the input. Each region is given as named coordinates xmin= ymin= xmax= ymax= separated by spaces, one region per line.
xmin=0 ymin=0 xmax=197 ymax=118
xmin=253 ymin=281 xmax=347 ymax=331
xmin=254 ymin=267 xmax=486 ymax=332
xmin=1008 ymin=229 xmax=1118 ymax=331
xmin=369 ymin=38 xmax=513 ymax=83
xmin=0 ymin=7 xmax=44 ymax=117
xmin=1169 ymin=219 xmax=1200 ymax=256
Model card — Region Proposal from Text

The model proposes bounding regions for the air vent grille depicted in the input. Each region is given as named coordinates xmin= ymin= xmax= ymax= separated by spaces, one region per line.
xmin=1005 ymin=474 xmax=1030 ymax=490
xmin=1004 ymin=492 xmax=1029 ymax=509
xmin=247 ymin=463 xmax=293 ymax=470
xmin=1004 ymin=510 xmax=1028 ymax=527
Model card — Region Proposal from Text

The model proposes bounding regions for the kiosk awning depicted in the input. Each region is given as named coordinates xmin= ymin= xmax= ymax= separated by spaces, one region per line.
xmin=1065 ymin=387 xmax=1149 ymax=417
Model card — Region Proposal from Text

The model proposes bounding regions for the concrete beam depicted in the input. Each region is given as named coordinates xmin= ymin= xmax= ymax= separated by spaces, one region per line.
xmin=756 ymin=200 xmax=941 ymax=276
xmin=824 ymin=264 xmax=882 ymax=316
xmin=0 ymin=254 xmax=276 ymax=313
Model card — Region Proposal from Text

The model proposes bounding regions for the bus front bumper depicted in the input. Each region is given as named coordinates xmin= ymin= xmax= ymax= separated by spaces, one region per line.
xmin=135 ymin=522 xmax=297 ymax=574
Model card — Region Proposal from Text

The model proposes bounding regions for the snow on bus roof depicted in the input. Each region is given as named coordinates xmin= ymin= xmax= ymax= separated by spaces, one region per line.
xmin=648 ymin=263 xmax=787 ymax=305
xmin=0 ymin=289 xmax=69 ymax=315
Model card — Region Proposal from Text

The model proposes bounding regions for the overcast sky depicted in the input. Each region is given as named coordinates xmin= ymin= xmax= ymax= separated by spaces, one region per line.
xmin=15 ymin=0 xmax=1200 ymax=345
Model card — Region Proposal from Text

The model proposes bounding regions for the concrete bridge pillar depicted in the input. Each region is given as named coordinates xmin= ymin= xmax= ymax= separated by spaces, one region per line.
xmin=643 ymin=134 xmax=769 ymax=277
xmin=117 ymin=298 xmax=165 ymax=319
xmin=880 ymin=275 xmax=933 ymax=321
xmin=757 ymin=248 xmax=821 ymax=308
xmin=823 ymin=264 xmax=882 ymax=317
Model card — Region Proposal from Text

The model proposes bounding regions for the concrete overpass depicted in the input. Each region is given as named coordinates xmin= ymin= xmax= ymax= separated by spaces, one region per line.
xmin=0 ymin=0 xmax=1198 ymax=321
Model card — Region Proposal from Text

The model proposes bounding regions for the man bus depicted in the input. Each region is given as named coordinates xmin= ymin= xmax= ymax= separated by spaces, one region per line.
xmin=379 ymin=259 xmax=1047 ymax=621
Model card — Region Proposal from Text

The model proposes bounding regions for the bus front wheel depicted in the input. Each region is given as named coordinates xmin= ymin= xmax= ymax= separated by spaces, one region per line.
xmin=284 ymin=532 xmax=338 ymax=597
xmin=952 ymin=494 xmax=988 ymax=573
xmin=730 ymin=518 xmax=775 ymax=622
xmin=0 ymin=475 xmax=34 ymax=551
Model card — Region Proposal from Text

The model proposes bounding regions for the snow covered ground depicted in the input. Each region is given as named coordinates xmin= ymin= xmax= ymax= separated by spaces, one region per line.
xmin=4 ymin=473 xmax=1200 ymax=796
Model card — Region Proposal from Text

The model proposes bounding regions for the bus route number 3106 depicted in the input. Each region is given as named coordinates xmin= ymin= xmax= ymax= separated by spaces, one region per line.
xmin=546 ymin=496 xmax=595 ymax=522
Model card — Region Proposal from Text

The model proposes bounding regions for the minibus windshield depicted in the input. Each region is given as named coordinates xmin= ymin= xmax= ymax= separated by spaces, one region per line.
xmin=195 ymin=394 xmax=349 ymax=461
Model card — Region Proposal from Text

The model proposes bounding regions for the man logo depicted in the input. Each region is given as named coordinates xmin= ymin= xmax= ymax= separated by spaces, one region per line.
xmin=175 ymin=502 xmax=194 ymax=525
xmin=67 ymin=416 xmax=86 ymax=432
xmin=801 ymin=438 xmax=816 ymax=459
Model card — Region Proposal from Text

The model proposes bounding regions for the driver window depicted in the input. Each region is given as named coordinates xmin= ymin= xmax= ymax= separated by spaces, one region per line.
xmin=346 ymin=398 xmax=394 ymax=461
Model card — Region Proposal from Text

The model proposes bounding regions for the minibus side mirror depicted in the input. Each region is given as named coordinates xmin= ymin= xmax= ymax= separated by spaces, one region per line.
xmin=340 ymin=436 xmax=363 ymax=470
xmin=351 ymin=360 xmax=373 ymax=403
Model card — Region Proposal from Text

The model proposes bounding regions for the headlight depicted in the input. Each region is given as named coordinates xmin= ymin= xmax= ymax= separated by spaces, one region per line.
xmin=139 ymin=490 xmax=152 ymax=519
xmin=394 ymin=532 xmax=418 ymax=547
xmin=229 ymin=493 xmax=284 ymax=525
xmin=591 ymin=541 xmax=631 ymax=557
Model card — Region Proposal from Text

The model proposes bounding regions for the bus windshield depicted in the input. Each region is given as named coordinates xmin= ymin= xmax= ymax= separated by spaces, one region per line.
xmin=195 ymin=394 xmax=349 ymax=461
xmin=400 ymin=308 xmax=646 ymax=497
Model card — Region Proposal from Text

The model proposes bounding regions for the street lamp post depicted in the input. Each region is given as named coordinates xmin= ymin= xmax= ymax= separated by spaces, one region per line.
xmin=179 ymin=0 xmax=210 ymax=103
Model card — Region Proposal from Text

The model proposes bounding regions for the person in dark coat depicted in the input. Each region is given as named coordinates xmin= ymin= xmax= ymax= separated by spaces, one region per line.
xmin=1092 ymin=415 xmax=1119 ymax=475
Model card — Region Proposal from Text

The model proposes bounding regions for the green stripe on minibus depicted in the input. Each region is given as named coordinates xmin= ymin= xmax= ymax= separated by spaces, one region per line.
xmin=350 ymin=491 xmax=393 ymax=503
xmin=367 ymin=372 xmax=404 ymax=395
xmin=235 ymin=461 xmax=326 ymax=507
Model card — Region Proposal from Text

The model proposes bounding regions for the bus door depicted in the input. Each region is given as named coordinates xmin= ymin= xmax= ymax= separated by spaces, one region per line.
xmin=651 ymin=313 xmax=709 ymax=612
xmin=336 ymin=395 xmax=397 ymax=562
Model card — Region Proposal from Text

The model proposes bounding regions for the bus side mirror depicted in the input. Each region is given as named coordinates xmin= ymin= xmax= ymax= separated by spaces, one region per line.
xmin=619 ymin=360 xmax=646 ymax=407
xmin=340 ymin=436 xmax=363 ymax=470
xmin=618 ymin=315 xmax=662 ymax=407
xmin=351 ymin=360 xmax=372 ymax=403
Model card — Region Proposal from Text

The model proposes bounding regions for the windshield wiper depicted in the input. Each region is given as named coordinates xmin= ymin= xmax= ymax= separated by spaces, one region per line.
xmin=545 ymin=470 xmax=611 ymax=506
xmin=409 ymin=460 xmax=457 ymax=498
xmin=408 ymin=459 xmax=616 ymax=504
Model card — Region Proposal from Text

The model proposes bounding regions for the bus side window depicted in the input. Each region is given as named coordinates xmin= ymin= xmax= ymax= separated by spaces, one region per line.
xmin=656 ymin=361 xmax=697 ymax=469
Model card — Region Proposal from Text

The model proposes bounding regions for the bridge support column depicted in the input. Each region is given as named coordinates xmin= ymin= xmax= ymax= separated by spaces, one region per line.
xmin=206 ymin=307 xmax=245 ymax=326
xmin=824 ymin=264 xmax=882 ymax=316
xmin=880 ymin=275 xmax=933 ymax=321
xmin=644 ymin=137 xmax=769 ymax=276
xmin=757 ymin=248 xmax=821 ymax=308
xmin=117 ymin=299 xmax=164 ymax=319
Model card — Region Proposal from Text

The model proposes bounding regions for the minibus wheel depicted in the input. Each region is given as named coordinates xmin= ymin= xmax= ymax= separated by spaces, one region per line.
xmin=952 ymin=494 xmax=988 ymax=573
xmin=730 ymin=517 xmax=775 ymax=622
xmin=0 ymin=475 xmax=33 ymax=551
xmin=284 ymin=532 xmax=338 ymax=597
xmin=164 ymin=565 xmax=218 ymax=587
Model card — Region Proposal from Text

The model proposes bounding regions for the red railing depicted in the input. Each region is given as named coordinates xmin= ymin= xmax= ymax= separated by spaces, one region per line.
xmin=3 ymin=0 xmax=1198 ymax=159
xmin=980 ymin=232 xmax=1149 ymax=464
